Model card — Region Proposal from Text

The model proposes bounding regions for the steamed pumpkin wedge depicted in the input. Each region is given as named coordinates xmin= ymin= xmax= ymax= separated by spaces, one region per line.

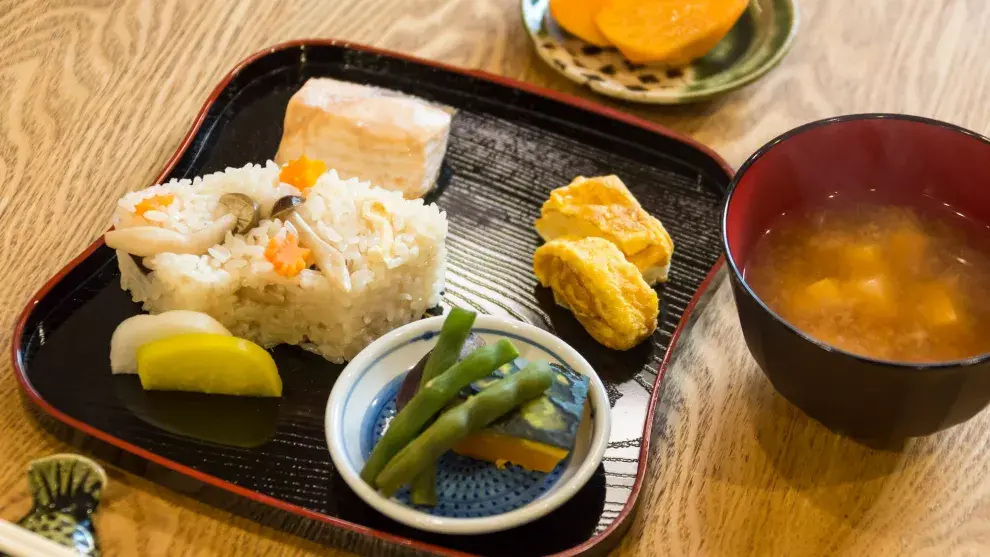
xmin=452 ymin=360 xmax=590 ymax=473
xmin=596 ymin=0 xmax=749 ymax=66
xmin=549 ymin=0 xmax=612 ymax=47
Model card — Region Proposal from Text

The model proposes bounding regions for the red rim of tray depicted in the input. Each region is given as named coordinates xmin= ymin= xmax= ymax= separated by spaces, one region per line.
xmin=11 ymin=38 xmax=732 ymax=557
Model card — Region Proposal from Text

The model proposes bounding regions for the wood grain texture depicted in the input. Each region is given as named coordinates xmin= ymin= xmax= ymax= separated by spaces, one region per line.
xmin=1 ymin=0 xmax=989 ymax=555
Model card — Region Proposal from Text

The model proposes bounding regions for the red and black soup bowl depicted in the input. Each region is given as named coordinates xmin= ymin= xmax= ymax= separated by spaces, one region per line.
xmin=722 ymin=114 xmax=990 ymax=439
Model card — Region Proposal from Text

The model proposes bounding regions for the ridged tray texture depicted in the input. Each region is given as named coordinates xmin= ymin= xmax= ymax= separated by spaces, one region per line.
xmin=16 ymin=44 xmax=728 ymax=556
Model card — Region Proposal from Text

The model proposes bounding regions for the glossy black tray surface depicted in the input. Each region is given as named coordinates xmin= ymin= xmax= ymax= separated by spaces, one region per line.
xmin=14 ymin=40 xmax=731 ymax=557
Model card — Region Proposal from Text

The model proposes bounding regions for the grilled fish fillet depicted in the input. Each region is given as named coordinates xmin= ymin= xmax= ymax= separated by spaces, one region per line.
xmin=534 ymin=175 xmax=674 ymax=284
xmin=275 ymin=78 xmax=452 ymax=199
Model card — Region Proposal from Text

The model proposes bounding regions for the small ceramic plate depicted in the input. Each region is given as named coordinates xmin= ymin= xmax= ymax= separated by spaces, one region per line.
xmin=522 ymin=0 xmax=798 ymax=104
xmin=326 ymin=315 xmax=611 ymax=535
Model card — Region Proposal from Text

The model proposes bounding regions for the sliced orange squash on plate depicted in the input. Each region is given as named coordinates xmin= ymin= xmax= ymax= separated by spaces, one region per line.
xmin=549 ymin=0 xmax=612 ymax=47
xmin=596 ymin=0 xmax=749 ymax=66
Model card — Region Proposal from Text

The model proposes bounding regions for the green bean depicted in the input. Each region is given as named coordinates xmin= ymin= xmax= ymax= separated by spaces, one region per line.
xmin=422 ymin=308 xmax=476 ymax=385
xmin=360 ymin=338 xmax=519 ymax=486
xmin=375 ymin=361 xmax=554 ymax=497
xmin=409 ymin=473 xmax=437 ymax=506
xmin=410 ymin=308 xmax=475 ymax=505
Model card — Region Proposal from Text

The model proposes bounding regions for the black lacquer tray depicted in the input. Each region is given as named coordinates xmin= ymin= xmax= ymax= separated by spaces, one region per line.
xmin=13 ymin=40 xmax=731 ymax=557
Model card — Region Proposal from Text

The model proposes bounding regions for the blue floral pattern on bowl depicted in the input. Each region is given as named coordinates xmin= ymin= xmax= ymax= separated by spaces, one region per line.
xmin=364 ymin=376 xmax=567 ymax=518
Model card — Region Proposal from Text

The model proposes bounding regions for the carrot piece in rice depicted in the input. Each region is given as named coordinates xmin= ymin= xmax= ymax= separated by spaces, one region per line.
xmin=264 ymin=233 xmax=312 ymax=277
xmin=279 ymin=156 xmax=327 ymax=191
xmin=134 ymin=194 xmax=175 ymax=216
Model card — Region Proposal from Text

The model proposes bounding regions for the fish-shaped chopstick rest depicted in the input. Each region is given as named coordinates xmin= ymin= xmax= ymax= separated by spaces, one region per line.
xmin=13 ymin=454 xmax=106 ymax=556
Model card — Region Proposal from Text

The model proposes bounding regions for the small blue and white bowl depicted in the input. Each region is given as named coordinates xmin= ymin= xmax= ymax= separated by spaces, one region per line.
xmin=326 ymin=315 xmax=611 ymax=535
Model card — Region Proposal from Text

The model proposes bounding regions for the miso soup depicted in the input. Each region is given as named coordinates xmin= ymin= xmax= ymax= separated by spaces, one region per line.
xmin=744 ymin=199 xmax=990 ymax=363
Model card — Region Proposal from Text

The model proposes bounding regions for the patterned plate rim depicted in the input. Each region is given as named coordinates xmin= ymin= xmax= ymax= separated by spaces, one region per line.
xmin=520 ymin=0 xmax=800 ymax=104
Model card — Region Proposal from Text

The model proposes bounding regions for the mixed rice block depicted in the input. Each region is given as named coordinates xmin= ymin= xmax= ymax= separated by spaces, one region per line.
xmin=107 ymin=161 xmax=447 ymax=363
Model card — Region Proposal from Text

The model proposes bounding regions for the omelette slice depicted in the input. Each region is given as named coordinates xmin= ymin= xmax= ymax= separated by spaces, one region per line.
xmin=534 ymin=175 xmax=674 ymax=284
xmin=534 ymin=237 xmax=659 ymax=350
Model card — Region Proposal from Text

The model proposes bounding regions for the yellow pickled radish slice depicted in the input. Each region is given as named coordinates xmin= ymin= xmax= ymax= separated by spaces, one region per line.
xmin=136 ymin=334 xmax=282 ymax=397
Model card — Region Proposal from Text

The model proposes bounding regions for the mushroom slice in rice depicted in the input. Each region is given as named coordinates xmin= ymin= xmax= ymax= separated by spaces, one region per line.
xmin=216 ymin=193 xmax=260 ymax=234
xmin=287 ymin=212 xmax=352 ymax=292
xmin=106 ymin=213 xmax=238 ymax=257
xmin=271 ymin=195 xmax=305 ymax=221
xmin=363 ymin=200 xmax=395 ymax=261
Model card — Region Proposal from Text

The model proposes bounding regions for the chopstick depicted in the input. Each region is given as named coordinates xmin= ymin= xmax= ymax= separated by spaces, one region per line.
xmin=0 ymin=519 xmax=82 ymax=557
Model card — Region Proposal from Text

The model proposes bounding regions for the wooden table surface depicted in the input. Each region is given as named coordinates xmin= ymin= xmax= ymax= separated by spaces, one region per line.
xmin=2 ymin=1 xmax=990 ymax=555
